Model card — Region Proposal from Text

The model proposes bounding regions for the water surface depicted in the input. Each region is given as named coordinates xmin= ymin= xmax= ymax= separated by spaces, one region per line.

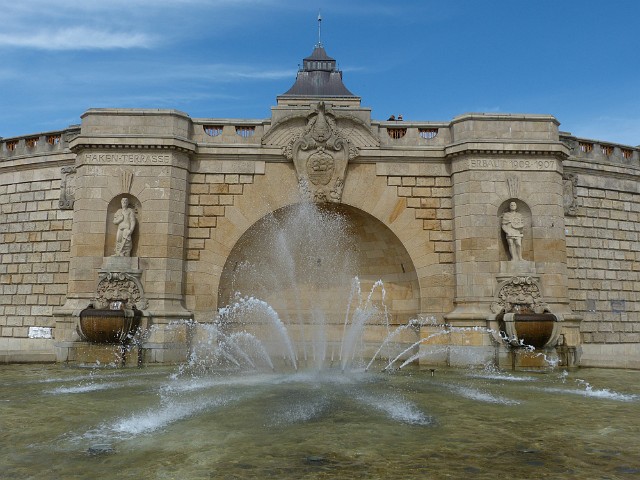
xmin=1 ymin=365 xmax=639 ymax=479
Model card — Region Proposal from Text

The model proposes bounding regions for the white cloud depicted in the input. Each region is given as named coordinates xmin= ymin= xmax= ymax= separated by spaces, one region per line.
xmin=0 ymin=27 xmax=155 ymax=50
xmin=0 ymin=0 xmax=281 ymax=51
xmin=65 ymin=62 xmax=296 ymax=83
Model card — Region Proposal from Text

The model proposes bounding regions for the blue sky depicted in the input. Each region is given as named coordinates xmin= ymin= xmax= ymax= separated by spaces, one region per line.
xmin=1 ymin=0 xmax=639 ymax=146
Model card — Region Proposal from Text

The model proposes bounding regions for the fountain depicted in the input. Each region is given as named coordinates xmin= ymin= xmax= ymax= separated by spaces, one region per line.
xmin=210 ymin=201 xmax=420 ymax=372
xmin=2 ymin=202 xmax=639 ymax=478
xmin=2 ymin=360 xmax=639 ymax=478
xmin=78 ymin=304 xmax=142 ymax=345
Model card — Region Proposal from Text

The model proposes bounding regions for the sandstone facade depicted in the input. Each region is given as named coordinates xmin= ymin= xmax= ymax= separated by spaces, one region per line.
xmin=1 ymin=50 xmax=638 ymax=368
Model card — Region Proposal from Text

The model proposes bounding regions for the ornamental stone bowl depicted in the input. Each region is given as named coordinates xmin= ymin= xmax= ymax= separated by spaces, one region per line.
xmin=78 ymin=305 xmax=141 ymax=344
xmin=499 ymin=312 xmax=557 ymax=349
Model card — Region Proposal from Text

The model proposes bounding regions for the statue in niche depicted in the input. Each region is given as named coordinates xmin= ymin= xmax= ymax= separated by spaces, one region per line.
xmin=501 ymin=201 xmax=524 ymax=261
xmin=113 ymin=198 xmax=136 ymax=257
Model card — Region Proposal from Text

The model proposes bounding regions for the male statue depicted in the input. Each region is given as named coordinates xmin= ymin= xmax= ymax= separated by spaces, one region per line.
xmin=113 ymin=198 xmax=136 ymax=256
xmin=501 ymin=201 xmax=524 ymax=261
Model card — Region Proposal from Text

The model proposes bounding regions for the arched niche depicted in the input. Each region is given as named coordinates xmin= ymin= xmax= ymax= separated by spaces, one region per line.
xmin=104 ymin=194 xmax=141 ymax=257
xmin=217 ymin=202 xmax=420 ymax=329
xmin=497 ymin=198 xmax=532 ymax=262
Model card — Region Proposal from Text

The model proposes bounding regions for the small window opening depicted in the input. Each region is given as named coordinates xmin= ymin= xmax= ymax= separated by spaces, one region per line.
xmin=204 ymin=125 xmax=224 ymax=137
xmin=601 ymin=145 xmax=614 ymax=156
xmin=236 ymin=126 xmax=255 ymax=138
xmin=579 ymin=142 xmax=593 ymax=153
xmin=419 ymin=128 xmax=438 ymax=139
xmin=621 ymin=149 xmax=633 ymax=159
xmin=25 ymin=137 xmax=38 ymax=148
xmin=47 ymin=135 xmax=61 ymax=145
xmin=5 ymin=140 xmax=18 ymax=151
xmin=387 ymin=128 xmax=407 ymax=139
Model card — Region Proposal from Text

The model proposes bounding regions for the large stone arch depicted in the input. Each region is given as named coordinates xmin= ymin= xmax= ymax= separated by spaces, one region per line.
xmin=187 ymin=161 xmax=450 ymax=325
xmin=217 ymin=202 xmax=420 ymax=324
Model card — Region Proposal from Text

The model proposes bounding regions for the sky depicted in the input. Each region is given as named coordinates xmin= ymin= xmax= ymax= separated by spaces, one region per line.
xmin=1 ymin=0 xmax=639 ymax=146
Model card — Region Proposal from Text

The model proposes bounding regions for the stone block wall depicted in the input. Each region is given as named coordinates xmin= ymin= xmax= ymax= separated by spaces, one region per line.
xmin=385 ymin=173 xmax=454 ymax=315
xmin=1 ymin=110 xmax=638 ymax=368
xmin=186 ymin=172 xmax=256 ymax=262
xmin=566 ymin=176 xmax=640 ymax=346
xmin=0 ymin=165 xmax=72 ymax=359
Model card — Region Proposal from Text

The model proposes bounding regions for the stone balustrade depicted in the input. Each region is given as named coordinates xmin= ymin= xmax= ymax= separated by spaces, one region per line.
xmin=560 ymin=133 xmax=639 ymax=167
xmin=4 ymin=122 xmax=638 ymax=168
xmin=0 ymin=128 xmax=79 ymax=159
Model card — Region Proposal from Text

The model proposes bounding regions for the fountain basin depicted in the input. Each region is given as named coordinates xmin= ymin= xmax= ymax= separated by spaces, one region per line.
xmin=3 ymin=365 xmax=639 ymax=479
xmin=78 ymin=306 xmax=141 ymax=344
xmin=499 ymin=312 xmax=557 ymax=349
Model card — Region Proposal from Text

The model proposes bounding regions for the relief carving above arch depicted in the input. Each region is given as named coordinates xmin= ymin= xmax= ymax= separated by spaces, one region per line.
xmin=262 ymin=102 xmax=379 ymax=202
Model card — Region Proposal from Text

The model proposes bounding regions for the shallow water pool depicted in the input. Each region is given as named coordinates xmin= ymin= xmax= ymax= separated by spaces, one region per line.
xmin=1 ymin=364 xmax=639 ymax=479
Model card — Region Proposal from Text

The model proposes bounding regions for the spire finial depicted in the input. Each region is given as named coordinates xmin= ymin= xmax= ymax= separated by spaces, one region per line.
xmin=317 ymin=11 xmax=322 ymax=47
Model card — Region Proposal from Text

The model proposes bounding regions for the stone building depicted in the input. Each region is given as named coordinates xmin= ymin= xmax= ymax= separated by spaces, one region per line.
xmin=1 ymin=44 xmax=638 ymax=368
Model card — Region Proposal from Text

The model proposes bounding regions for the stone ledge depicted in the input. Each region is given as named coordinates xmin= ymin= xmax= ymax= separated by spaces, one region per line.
xmin=578 ymin=343 xmax=640 ymax=369
xmin=0 ymin=350 xmax=56 ymax=363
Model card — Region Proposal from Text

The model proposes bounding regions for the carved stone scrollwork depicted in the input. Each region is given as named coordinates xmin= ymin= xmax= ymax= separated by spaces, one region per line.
xmin=286 ymin=102 xmax=357 ymax=203
xmin=491 ymin=276 xmax=549 ymax=315
xmin=563 ymin=173 xmax=578 ymax=216
xmin=94 ymin=271 xmax=148 ymax=310
xmin=507 ymin=175 xmax=520 ymax=198
xmin=120 ymin=168 xmax=134 ymax=194
xmin=59 ymin=166 xmax=77 ymax=209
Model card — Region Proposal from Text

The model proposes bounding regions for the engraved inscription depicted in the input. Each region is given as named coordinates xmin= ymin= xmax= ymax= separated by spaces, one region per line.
xmin=469 ymin=158 xmax=557 ymax=170
xmin=85 ymin=153 xmax=171 ymax=165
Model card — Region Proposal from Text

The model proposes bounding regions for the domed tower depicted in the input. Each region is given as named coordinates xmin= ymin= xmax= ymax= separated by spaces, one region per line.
xmin=277 ymin=15 xmax=361 ymax=108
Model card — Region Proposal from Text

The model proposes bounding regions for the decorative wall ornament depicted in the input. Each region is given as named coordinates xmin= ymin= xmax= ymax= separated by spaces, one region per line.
xmin=507 ymin=175 xmax=520 ymax=198
xmin=59 ymin=166 xmax=77 ymax=209
xmin=491 ymin=276 xmax=549 ymax=315
xmin=563 ymin=173 xmax=579 ymax=216
xmin=286 ymin=102 xmax=354 ymax=202
xmin=94 ymin=271 xmax=148 ymax=310
xmin=120 ymin=168 xmax=134 ymax=193
xmin=262 ymin=102 xmax=379 ymax=202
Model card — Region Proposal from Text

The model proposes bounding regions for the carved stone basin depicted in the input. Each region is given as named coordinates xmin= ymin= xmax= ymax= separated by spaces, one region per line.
xmin=79 ymin=306 xmax=141 ymax=344
xmin=499 ymin=312 xmax=557 ymax=349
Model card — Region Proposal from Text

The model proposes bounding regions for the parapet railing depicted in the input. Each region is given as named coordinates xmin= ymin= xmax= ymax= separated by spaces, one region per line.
xmin=560 ymin=133 xmax=639 ymax=168
xmin=375 ymin=121 xmax=451 ymax=147
xmin=0 ymin=127 xmax=80 ymax=160
xmin=194 ymin=120 xmax=265 ymax=145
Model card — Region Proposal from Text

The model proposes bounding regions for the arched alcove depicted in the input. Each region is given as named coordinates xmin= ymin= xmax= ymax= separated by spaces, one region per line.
xmin=497 ymin=198 xmax=532 ymax=262
xmin=216 ymin=202 xmax=420 ymax=361
xmin=104 ymin=194 xmax=141 ymax=257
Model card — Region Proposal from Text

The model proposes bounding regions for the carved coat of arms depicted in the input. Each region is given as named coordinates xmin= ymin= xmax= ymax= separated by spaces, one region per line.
xmin=291 ymin=102 xmax=353 ymax=202
xmin=262 ymin=101 xmax=379 ymax=203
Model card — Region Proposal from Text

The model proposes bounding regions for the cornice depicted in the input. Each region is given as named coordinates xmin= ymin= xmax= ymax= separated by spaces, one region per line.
xmin=69 ymin=135 xmax=196 ymax=154
xmin=445 ymin=140 xmax=570 ymax=159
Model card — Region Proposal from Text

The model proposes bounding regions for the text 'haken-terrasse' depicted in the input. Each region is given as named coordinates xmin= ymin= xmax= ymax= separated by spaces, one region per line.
xmin=84 ymin=153 xmax=171 ymax=164
xmin=469 ymin=159 xmax=556 ymax=170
